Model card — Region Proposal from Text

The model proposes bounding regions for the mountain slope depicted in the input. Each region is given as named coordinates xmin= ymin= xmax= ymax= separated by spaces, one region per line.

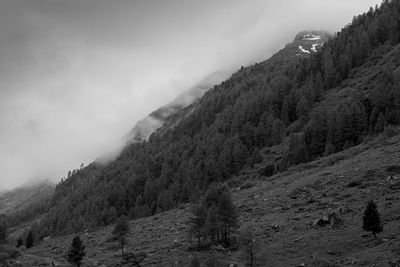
xmin=0 ymin=181 xmax=53 ymax=216
xmin=12 ymin=0 xmax=400 ymax=242
xmin=126 ymin=31 xmax=330 ymax=144
xmin=124 ymin=71 xmax=228 ymax=143
xmin=0 ymin=180 xmax=54 ymax=229
xmin=38 ymin=29 xmax=332 ymax=236
xmin=11 ymin=133 xmax=400 ymax=266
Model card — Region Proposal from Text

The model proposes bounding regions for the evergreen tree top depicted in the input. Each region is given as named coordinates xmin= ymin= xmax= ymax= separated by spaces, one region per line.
xmin=67 ymin=235 xmax=86 ymax=265
xmin=113 ymin=215 xmax=130 ymax=237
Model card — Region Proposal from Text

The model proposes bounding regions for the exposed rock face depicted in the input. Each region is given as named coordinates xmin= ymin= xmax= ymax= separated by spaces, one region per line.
xmin=284 ymin=30 xmax=331 ymax=57
xmin=124 ymin=71 xmax=228 ymax=144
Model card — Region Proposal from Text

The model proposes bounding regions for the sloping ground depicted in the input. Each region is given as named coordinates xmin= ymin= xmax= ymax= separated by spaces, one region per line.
xmin=9 ymin=134 xmax=400 ymax=266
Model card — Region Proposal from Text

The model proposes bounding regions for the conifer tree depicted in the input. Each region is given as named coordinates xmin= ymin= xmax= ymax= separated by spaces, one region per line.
xmin=0 ymin=218 xmax=6 ymax=244
xmin=242 ymin=228 xmax=259 ymax=267
xmin=16 ymin=238 xmax=23 ymax=248
xmin=218 ymin=189 xmax=238 ymax=244
xmin=271 ymin=119 xmax=284 ymax=145
xmin=363 ymin=200 xmax=383 ymax=238
xmin=67 ymin=236 xmax=86 ymax=267
xmin=204 ymin=205 xmax=220 ymax=245
xmin=189 ymin=204 xmax=206 ymax=249
xmin=191 ymin=256 xmax=201 ymax=267
xmin=113 ymin=215 xmax=130 ymax=255
xmin=108 ymin=207 xmax=117 ymax=223
xmin=296 ymin=95 xmax=309 ymax=118
xmin=26 ymin=231 xmax=34 ymax=249
xmin=280 ymin=98 xmax=290 ymax=124
xmin=375 ymin=112 xmax=386 ymax=133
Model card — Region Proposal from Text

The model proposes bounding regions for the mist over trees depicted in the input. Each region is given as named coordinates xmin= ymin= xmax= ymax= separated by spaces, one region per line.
xmin=6 ymin=0 xmax=400 ymax=239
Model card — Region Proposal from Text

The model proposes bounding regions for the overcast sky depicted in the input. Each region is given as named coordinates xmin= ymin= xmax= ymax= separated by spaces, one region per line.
xmin=0 ymin=0 xmax=381 ymax=189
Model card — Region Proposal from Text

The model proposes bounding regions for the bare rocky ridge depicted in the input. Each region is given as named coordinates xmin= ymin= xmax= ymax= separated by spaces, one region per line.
xmin=10 ymin=133 xmax=400 ymax=266
xmin=286 ymin=30 xmax=331 ymax=56
xmin=124 ymin=71 xmax=228 ymax=144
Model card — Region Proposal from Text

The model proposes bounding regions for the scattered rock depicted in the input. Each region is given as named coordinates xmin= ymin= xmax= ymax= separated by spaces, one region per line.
xmin=215 ymin=245 xmax=226 ymax=252
xmin=347 ymin=180 xmax=362 ymax=187
xmin=313 ymin=210 xmax=343 ymax=228
xmin=271 ymin=224 xmax=280 ymax=231
xmin=273 ymin=206 xmax=282 ymax=212
xmin=171 ymin=239 xmax=181 ymax=248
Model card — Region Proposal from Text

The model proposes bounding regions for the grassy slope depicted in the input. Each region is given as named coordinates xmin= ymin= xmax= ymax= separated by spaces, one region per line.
xmin=10 ymin=133 xmax=400 ymax=266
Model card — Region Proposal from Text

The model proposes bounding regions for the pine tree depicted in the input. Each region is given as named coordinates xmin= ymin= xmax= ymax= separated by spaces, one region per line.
xmin=292 ymin=133 xmax=309 ymax=165
xmin=157 ymin=189 xmax=175 ymax=212
xmin=108 ymin=207 xmax=117 ymax=223
xmin=218 ymin=189 xmax=238 ymax=244
xmin=280 ymin=98 xmax=290 ymax=124
xmin=0 ymin=217 xmax=6 ymax=244
xmin=189 ymin=204 xmax=207 ymax=249
xmin=203 ymin=205 xmax=220 ymax=245
xmin=324 ymin=142 xmax=336 ymax=156
xmin=67 ymin=236 xmax=86 ymax=267
xmin=242 ymin=228 xmax=259 ymax=267
xmin=128 ymin=207 xmax=135 ymax=219
xmin=323 ymin=48 xmax=337 ymax=88
xmin=363 ymin=200 xmax=383 ymax=238
xmin=375 ymin=112 xmax=386 ymax=133
xmin=296 ymin=95 xmax=309 ymax=119
xmin=271 ymin=119 xmax=284 ymax=145
xmin=248 ymin=148 xmax=263 ymax=167
xmin=191 ymin=256 xmax=201 ymax=267
xmin=16 ymin=238 xmax=23 ymax=248
xmin=26 ymin=231 xmax=34 ymax=249
xmin=113 ymin=215 xmax=130 ymax=255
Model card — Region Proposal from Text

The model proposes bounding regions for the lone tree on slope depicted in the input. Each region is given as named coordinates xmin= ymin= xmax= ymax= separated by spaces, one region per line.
xmin=16 ymin=238 xmax=23 ymax=248
xmin=67 ymin=236 xmax=86 ymax=267
xmin=363 ymin=200 xmax=383 ymax=238
xmin=113 ymin=215 xmax=130 ymax=256
xmin=241 ymin=227 xmax=260 ymax=267
xmin=25 ymin=231 xmax=34 ymax=249
xmin=0 ymin=218 xmax=7 ymax=244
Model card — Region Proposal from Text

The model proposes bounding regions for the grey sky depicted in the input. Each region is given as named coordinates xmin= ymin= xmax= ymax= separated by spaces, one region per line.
xmin=0 ymin=0 xmax=381 ymax=189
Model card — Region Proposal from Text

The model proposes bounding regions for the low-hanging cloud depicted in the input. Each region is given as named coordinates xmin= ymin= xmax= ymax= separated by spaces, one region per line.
xmin=0 ymin=0 xmax=381 ymax=189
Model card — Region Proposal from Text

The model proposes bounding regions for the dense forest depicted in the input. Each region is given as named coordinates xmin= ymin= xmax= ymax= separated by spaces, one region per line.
xmin=8 ymin=0 xmax=400 ymax=238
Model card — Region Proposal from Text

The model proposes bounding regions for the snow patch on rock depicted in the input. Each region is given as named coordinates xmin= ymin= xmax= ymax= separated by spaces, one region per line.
xmin=299 ymin=46 xmax=310 ymax=54
xmin=303 ymin=34 xmax=321 ymax=41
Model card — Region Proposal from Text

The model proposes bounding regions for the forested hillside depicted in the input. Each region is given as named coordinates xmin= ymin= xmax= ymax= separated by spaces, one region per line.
xmin=17 ymin=0 xmax=400 ymax=238
xmin=0 ymin=181 xmax=53 ymax=225
xmin=125 ymin=71 xmax=228 ymax=143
